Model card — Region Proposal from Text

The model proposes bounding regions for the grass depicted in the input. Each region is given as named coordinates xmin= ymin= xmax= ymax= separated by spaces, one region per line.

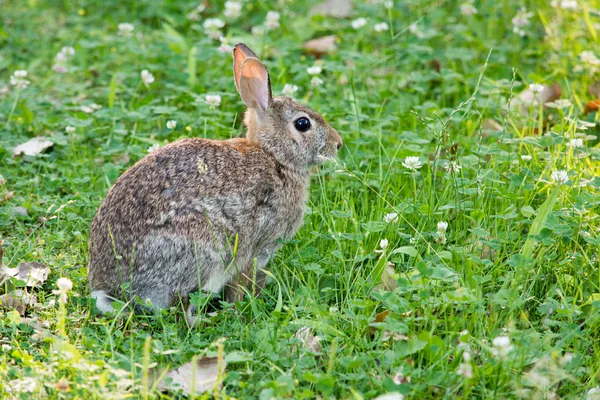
xmin=1 ymin=0 xmax=600 ymax=398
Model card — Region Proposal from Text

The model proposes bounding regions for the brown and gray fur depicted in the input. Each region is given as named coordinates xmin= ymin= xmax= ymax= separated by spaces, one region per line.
xmin=88 ymin=43 xmax=342 ymax=315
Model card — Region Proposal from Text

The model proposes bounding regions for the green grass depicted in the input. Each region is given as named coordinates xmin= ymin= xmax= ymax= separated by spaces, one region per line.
xmin=1 ymin=0 xmax=600 ymax=398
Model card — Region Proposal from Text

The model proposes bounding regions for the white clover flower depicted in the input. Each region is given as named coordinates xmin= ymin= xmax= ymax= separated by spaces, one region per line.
xmin=352 ymin=17 xmax=367 ymax=30
xmin=141 ymin=70 xmax=155 ymax=87
xmin=252 ymin=25 xmax=266 ymax=36
xmin=307 ymin=66 xmax=322 ymax=75
xmin=206 ymin=94 xmax=222 ymax=109
xmin=310 ymin=77 xmax=324 ymax=86
xmin=456 ymin=361 xmax=473 ymax=378
xmin=459 ymin=1 xmax=478 ymax=16
xmin=409 ymin=22 xmax=425 ymax=38
xmin=81 ymin=103 xmax=101 ymax=113
xmin=384 ymin=212 xmax=399 ymax=224
xmin=224 ymin=1 xmax=242 ymax=19
xmin=6 ymin=377 xmax=37 ymax=393
xmin=2 ymin=344 xmax=11 ymax=352
xmin=580 ymin=51 xmax=600 ymax=65
xmin=282 ymin=84 xmax=298 ymax=97
xmin=203 ymin=18 xmax=225 ymax=39
xmin=437 ymin=221 xmax=448 ymax=233
xmin=529 ymin=83 xmax=544 ymax=94
xmin=546 ymin=99 xmax=572 ymax=109
xmin=186 ymin=4 xmax=206 ymax=21
xmin=218 ymin=36 xmax=233 ymax=53
xmin=444 ymin=160 xmax=462 ymax=174
xmin=492 ymin=336 xmax=513 ymax=359
xmin=512 ymin=7 xmax=533 ymax=36
xmin=65 ymin=126 xmax=75 ymax=134
xmin=551 ymin=170 xmax=569 ymax=185
xmin=374 ymin=22 xmax=389 ymax=32
xmin=383 ymin=0 xmax=393 ymax=8
xmin=53 ymin=46 xmax=75 ymax=74
xmin=588 ymin=387 xmax=600 ymax=400
xmin=409 ymin=237 xmax=416 ymax=244
xmin=148 ymin=143 xmax=161 ymax=153
xmin=380 ymin=239 xmax=389 ymax=250
xmin=57 ymin=277 xmax=73 ymax=291
xmin=10 ymin=70 xmax=30 ymax=90
xmin=552 ymin=0 xmax=578 ymax=9
xmin=265 ymin=11 xmax=280 ymax=29
xmin=567 ymin=138 xmax=583 ymax=148
xmin=117 ymin=23 xmax=135 ymax=37
xmin=53 ymin=277 xmax=73 ymax=304
xmin=166 ymin=120 xmax=177 ymax=129
xmin=521 ymin=155 xmax=532 ymax=161
xmin=402 ymin=156 xmax=423 ymax=171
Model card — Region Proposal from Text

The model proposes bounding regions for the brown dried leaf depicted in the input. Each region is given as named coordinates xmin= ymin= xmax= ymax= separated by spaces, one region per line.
xmin=303 ymin=35 xmax=337 ymax=57
xmin=309 ymin=0 xmax=353 ymax=18
xmin=293 ymin=326 xmax=322 ymax=353
xmin=584 ymin=100 xmax=600 ymax=115
xmin=12 ymin=137 xmax=54 ymax=157
xmin=375 ymin=310 xmax=389 ymax=323
xmin=0 ymin=290 xmax=38 ymax=315
xmin=2 ymin=262 xmax=50 ymax=287
xmin=589 ymin=81 xmax=600 ymax=98
xmin=157 ymin=357 xmax=225 ymax=395
xmin=380 ymin=263 xmax=398 ymax=291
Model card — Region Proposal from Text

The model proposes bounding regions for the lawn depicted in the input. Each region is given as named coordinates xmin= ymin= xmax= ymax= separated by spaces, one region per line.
xmin=1 ymin=0 xmax=600 ymax=398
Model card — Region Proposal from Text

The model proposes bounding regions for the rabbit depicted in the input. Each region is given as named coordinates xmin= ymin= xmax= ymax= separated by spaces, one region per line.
xmin=88 ymin=43 xmax=343 ymax=317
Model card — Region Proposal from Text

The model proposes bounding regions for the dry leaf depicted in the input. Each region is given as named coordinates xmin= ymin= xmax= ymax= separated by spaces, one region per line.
xmin=157 ymin=357 xmax=226 ymax=395
xmin=380 ymin=262 xmax=398 ymax=291
xmin=293 ymin=326 xmax=322 ymax=353
xmin=0 ymin=290 xmax=38 ymax=315
xmin=12 ymin=137 xmax=54 ymax=157
xmin=584 ymin=100 xmax=600 ymax=115
xmin=303 ymin=36 xmax=337 ymax=57
xmin=589 ymin=81 xmax=600 ymax=98
xmin=309 ymin=0 xmax=353 ymax=18
xmin=375 ymin=310 xmax=389 ymax=323
xmin=2 ymin=262 xmax=51 ymax=287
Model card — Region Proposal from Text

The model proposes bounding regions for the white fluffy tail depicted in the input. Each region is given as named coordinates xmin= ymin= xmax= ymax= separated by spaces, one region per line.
xmin=91 ymin=290 xmax=115 ymax=313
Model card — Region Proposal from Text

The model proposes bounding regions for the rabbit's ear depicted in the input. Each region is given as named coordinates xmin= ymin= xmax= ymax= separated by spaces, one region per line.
xmin=238 ymin=58 xmax=272 ymax=111
xmin=233 ymin=43 xmax=259 ymax=92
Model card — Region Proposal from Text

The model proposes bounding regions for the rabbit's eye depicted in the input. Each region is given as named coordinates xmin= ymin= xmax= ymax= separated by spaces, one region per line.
xmin=294 ymin=117 xmax=311 ymax=132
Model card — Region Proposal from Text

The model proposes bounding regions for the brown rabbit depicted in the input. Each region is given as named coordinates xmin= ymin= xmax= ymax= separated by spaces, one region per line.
xmin=88 ymin=43 xmax=342 ymax=315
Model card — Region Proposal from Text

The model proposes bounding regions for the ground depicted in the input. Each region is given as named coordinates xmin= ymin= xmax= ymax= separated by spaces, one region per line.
xmin=1 ymin=0 xmax=600 ymax=399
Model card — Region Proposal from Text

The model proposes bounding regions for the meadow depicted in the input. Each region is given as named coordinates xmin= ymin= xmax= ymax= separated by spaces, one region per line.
xmin=1 ymin=0 xmax=600 ymax=398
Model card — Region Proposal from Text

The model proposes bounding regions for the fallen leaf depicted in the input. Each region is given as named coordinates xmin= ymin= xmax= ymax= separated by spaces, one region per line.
xmin=0 ymin=290 xmax=38 ymax=315
xmin=589 ymin=81 xmax=600 ymax=98
xmin=293 ymin=326 xmax=322 ymax=353
xmin=12 ymin=137 xmax=54 ymax=157
xmin=375 ymin=310 xmax=389 ymax=323
xmin=157 ymin=357 xmax=226 ymax=395
xmin=584 ymin=100 xmax=600 ymax=115
xmin=2 ymin=262 xmax=51 ymax=287
xmin=309 ymin=0 xmax=353 ymax=18
xmin=303 ymin=36 xmax=337 ymax=57
xmin=380 ymin=262 xmax=398 ymax=291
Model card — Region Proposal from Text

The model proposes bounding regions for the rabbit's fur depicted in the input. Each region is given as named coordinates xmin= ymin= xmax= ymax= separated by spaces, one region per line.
xmin=88 ymin=43 xmax=342 ymax=314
